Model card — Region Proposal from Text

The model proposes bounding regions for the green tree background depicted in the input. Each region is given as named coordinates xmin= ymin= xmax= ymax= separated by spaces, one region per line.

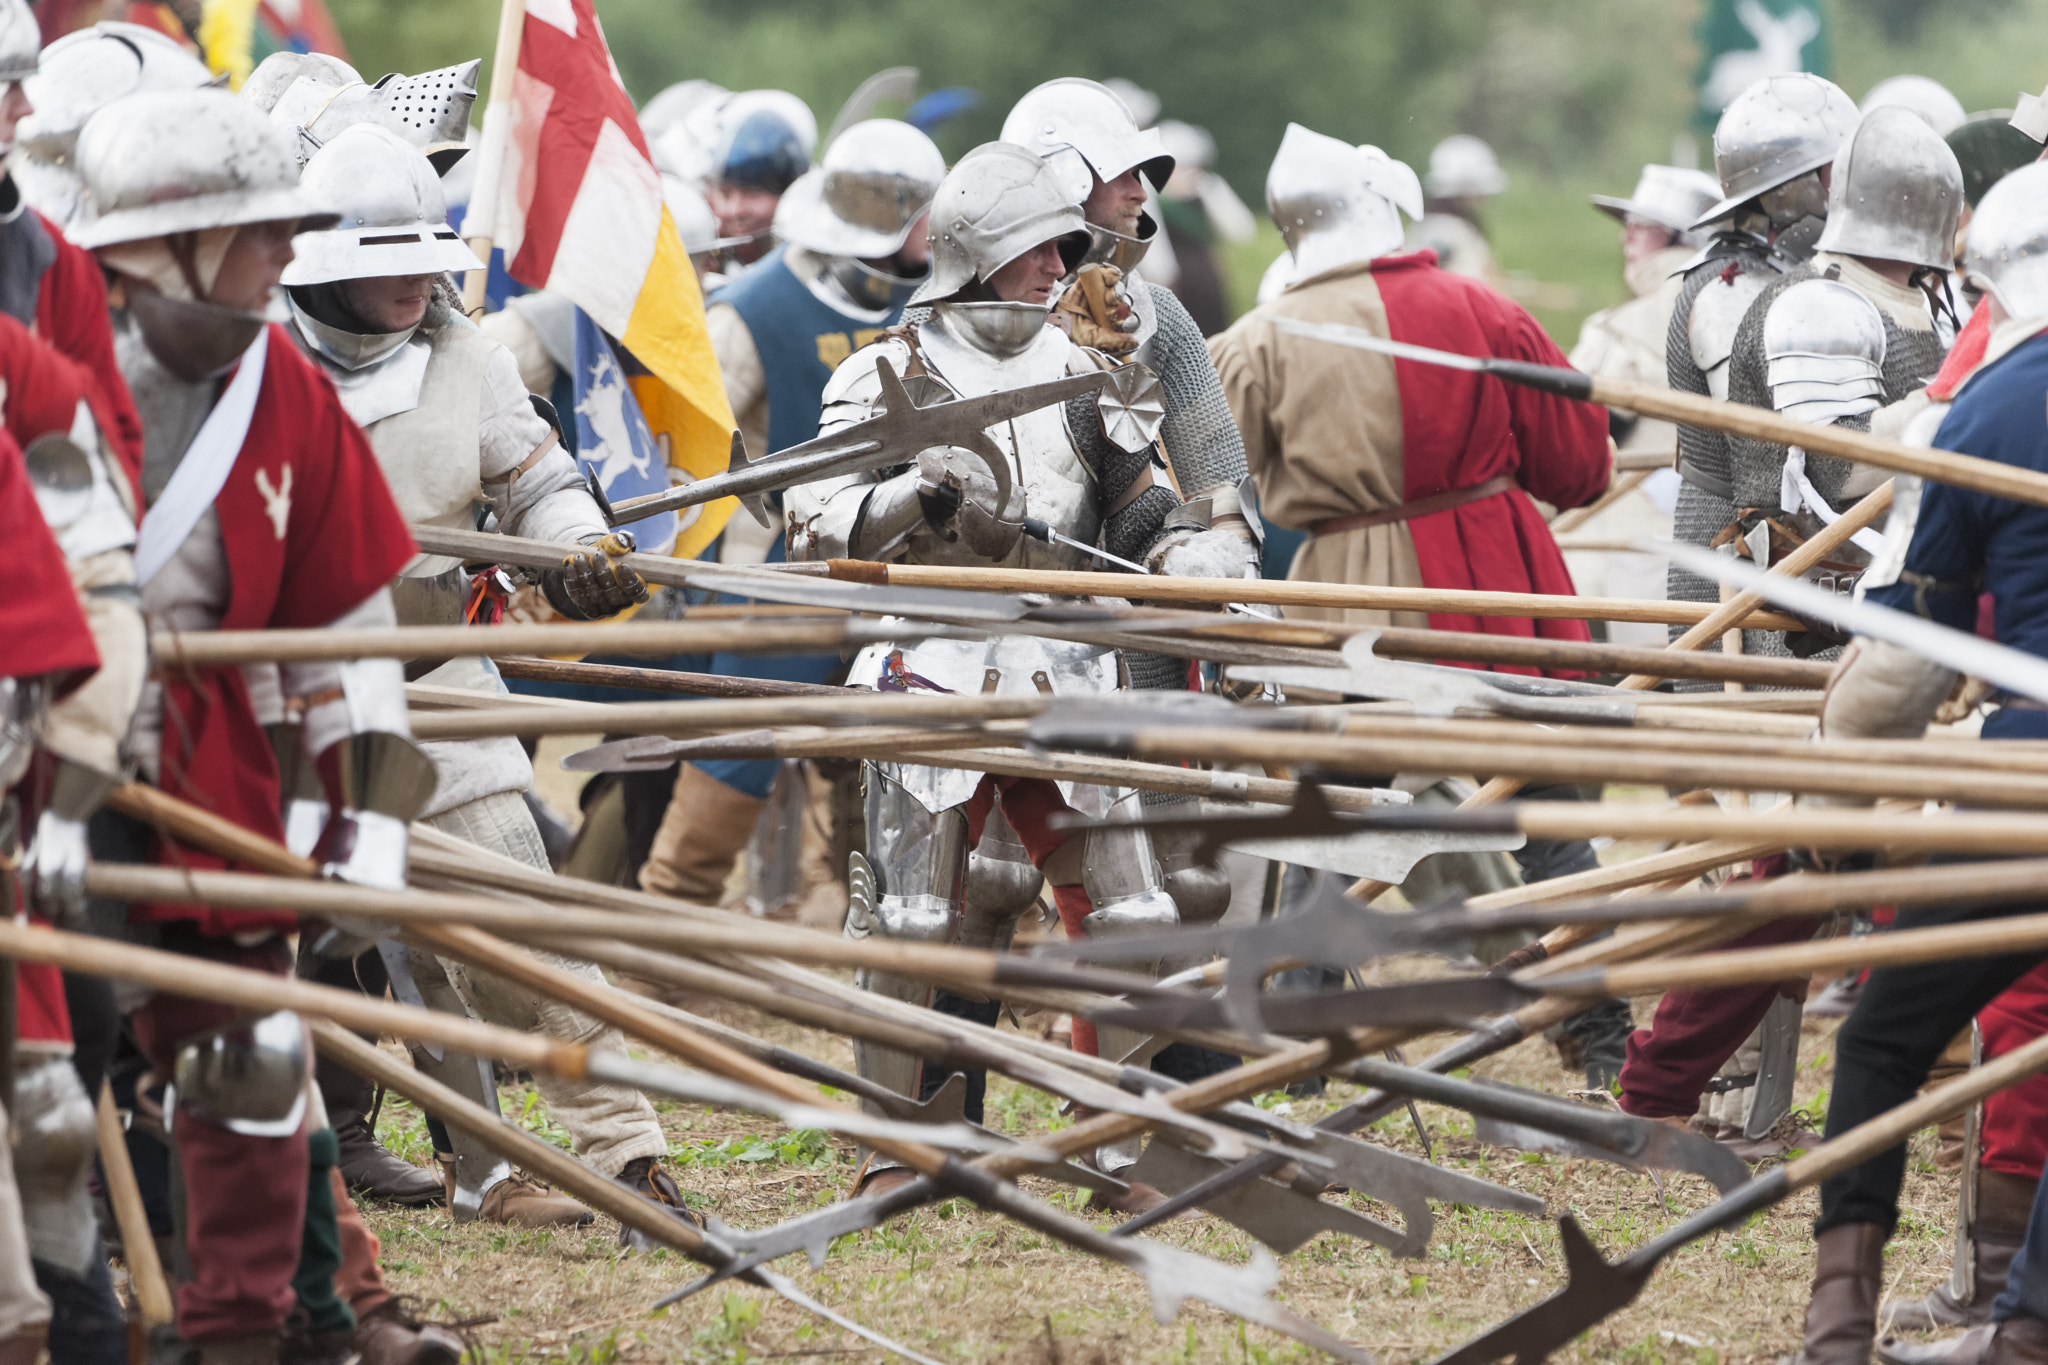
xmin=329 ymin=0 xmax=2048 ymax=341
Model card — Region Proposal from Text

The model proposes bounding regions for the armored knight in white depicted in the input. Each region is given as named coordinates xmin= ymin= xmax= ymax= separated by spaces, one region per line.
xmin=272 ymin=105 xmax=703 ymax=1238
xmin=786 ymin=142 xmax=1246 ymax=1206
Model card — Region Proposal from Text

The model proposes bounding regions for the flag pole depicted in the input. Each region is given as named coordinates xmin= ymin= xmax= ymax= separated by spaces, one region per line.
xmin=459 ymin=0 xmax=527 ymax=317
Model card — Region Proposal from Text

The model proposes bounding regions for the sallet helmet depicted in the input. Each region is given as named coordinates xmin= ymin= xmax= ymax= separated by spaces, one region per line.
xmin=1813 ymin=104 xmax=1965 ymax=274
xmin=1695 ymin=72 xmax=1860 ymax=227
xmin=773 ymin=118 xmax=945 ymax=260
xmin=1964 ymin=159 xmax=2048 ymax=319
xmin=1266 ymin=123 xmax=1422 ymax=280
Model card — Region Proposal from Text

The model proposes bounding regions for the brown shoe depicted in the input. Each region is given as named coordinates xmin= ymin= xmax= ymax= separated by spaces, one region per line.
xmin=488 ymin=1171 xmax=595 ymax=1229
xmin=1084 ymin=1178 xmax=1183 ymax=1219
xmin=614 ymin=1156 xmax=705 ymax=1249
xmin=354 ymin=1299 xmax=464 ymax=1365
xmin=851 ymin=1164 xmax=923 ymax=1201
xmin=1784 ymin=1223 xmax=1887 ymax=1365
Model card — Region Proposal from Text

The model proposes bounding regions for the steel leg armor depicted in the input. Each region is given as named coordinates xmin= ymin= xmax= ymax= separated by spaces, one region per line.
xmin=13 ymin=1056 xmax=99 ymax=1277
xmin=394 ymin=944 xmax=513 ymax=1220
xmin=846 ymin=765 xmax=971 ymax=1106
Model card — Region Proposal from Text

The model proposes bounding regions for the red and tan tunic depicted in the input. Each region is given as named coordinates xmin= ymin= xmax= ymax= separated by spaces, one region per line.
xmin=1209 ymin=250 xmax=1610 ymax=658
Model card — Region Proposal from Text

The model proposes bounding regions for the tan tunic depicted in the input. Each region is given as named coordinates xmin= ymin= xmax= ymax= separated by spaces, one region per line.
xmin=1208 ymin=259 xmax=1426 ymax=628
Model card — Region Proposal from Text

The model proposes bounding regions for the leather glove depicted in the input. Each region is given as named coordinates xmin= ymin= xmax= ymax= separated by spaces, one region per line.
xmin=541 ymin=530 xmax=648 ymax=620
xmin=22 ymin=809 xmax=90 ymax=927
xmin=1051 ymin=264 xmax=1142 ymax=356
xmin=916 ymin=446 xmax=1025 ymax=559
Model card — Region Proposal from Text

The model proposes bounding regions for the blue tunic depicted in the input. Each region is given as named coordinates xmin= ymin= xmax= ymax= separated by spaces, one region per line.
xmin=1865 ymin=328 xmax=2048 ymax=741
xmin=708 ymin=243 xmax=907 ymax=453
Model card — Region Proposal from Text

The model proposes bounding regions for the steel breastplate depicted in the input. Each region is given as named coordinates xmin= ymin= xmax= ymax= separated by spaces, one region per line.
xmin=907 ymin=313 xmax=1101 ymax=572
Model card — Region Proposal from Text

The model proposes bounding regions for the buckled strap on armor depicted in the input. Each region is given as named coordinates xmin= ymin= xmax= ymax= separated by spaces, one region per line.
xmin=481 ymin=430 xmax=558 ymax=486
xmin=1307 ymin=474 xmax=1515 ymax=537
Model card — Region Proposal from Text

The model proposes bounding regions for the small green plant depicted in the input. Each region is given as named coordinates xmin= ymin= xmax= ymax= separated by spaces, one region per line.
xmin=668 ymin=1128 xmax=833 ymax=1169
xmin=692 ymin=1293 xmax=763 ymax=1362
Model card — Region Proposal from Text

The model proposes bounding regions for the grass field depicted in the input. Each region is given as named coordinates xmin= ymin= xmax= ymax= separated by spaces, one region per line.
xmin=360 ymin=752 xmax=1966 ymax=1365
xmin=356 ymin=984 xmax=1969 ymax=1365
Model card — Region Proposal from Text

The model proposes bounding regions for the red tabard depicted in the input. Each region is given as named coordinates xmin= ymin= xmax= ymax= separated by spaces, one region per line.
xmin=0 ymin=429 xmax=96 ymax=683
xmin=1372 ymin=251 xmax=1611 ymax=643
xmin=18 ymin=945 xmax=69 ymax=1047
xmin=35 ymin=218 xmax=145 ymax=499
xmin=143 ymin=327 xmax=413 ymax=936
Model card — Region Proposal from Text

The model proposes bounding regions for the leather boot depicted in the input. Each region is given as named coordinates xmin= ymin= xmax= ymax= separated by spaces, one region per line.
xmin=354 ymin=1299 xmax=464 ymax=1365
xmin=334 ymin=1110 xmax=443 ymax=1207
xmin=637 ymin=764 xmax=764 ymax=904
xmin=1786 ymin=1223 xmax=1887 ymax=1365
xmin=278 ymin=1308 xmax=354 ymax=1365
xmin=786 ymin=765 xmax=847 ymax=930
xmin=435 ymin=1155 xmax=593 ymax=1229
xmin=1884 ymin=1171 xmax=2037 ymax=1338
xmin=613 ymin=1157 xmax=706 ymax=1250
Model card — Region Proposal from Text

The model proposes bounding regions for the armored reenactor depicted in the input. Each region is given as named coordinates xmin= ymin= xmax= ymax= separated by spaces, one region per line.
xmin=785 ymin=142 xmax=1250 ymax=1207
xmin=634 ymin=119 xmax=945 ymax=919
xmin=1665 ymin=73 xmax=1859 ymax=640
xmin=996 ymin=75 xmax=1256 ymax=1032
xmin=72 ymin=86 xmax=419 ymax=1365
xmin=1614 ymin=108 xmax=1964 ymax=1158
xmin=277 ymin=121 xmax=715 ymax=1248
xmin=1775 ymin=158 xmax=2048 ymax=1365
xmin=4 ymin=310 xmax=145 ymax=1365
xmin=0 ymin=431 xmax=101 ymax=1365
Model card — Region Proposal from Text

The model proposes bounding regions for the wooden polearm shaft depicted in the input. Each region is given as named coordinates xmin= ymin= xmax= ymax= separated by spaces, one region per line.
xmin=152 ymin=618 xmax=875 ymax=669
xmin=1326 ymin=714 xmax=2048 ymax=776
xmin=500 ymin=625 xmax=1828 ymax=692
xmin=819 ymin=558 xmax=1800 ymax=629
xmin=79 ymin=864 xmax=1152 ymax=1006
xmin=1540 ymin=903 xmax=2048 ymax=999
xmin=1587 ymin=373 xmax=2048 ymax=509
xmin=1112 ymin=726 xmax=2048 ymax=809
xmin=492 ymin=655 xmax=848 ymax=698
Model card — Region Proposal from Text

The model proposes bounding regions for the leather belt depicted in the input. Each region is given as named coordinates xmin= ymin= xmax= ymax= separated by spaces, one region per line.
xmin=1676 ymin=456 xmax=1733 ymax=502
xmin=1308 ymin=475 xmax=1516 ymax=538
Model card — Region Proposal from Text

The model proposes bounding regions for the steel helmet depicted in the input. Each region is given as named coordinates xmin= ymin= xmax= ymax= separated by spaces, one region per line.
xmin=283 ymin=124 xmax=484 ymax=286
xmin=1266 ymin=123 xmax=1419 ymax=278
xmin=1695 ymin=72 xmax=1860 ymax=227
xmin=773 ymin=118 xmax=945 ymax=259
xmin=252 ymin=55 xmax=480 ymax=172
xmin=15 ymin=23 xmax=216 ymax=228
xmin=1000 ymin=77 xmax=1174 ymax=204
xmin=0 ymin=0 xmax=37 ymax=86
xmin=1965 ymin=159 xmax=2048 ymax=319
xmin=73 ymin=88 xmax=337 ymax=248
xmin=173 ymin=1011 xmax=311 ymax=1137
xmin=1424 ymin=134 xmax=1507 ymax=198
xmin=1813 ymin=104 xmax=1964 ymax=273
xmin=908 ymin=141 xmax=1089 ymax=307
xmin=1860 ymin=75 xmax=1967 ymax=138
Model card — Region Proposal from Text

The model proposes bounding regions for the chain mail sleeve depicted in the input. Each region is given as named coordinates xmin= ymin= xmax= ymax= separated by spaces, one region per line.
xmin=1144 ymin=283 xmax=1247 ymax=498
